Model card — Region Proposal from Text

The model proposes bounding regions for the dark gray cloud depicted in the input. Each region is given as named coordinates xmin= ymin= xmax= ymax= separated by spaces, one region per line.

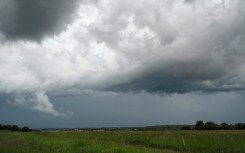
xmin=106 ymin=71 xmax=201 ymax=94
xmin=90 ymin=0 xmax=245 ymax=94
xmin=0 ymin=0 xmax=80 ymax=41
xmin=107 ymin=49 xmax=245 ymax=94
xmin=185 ymin=0 xmax=195 ymax=3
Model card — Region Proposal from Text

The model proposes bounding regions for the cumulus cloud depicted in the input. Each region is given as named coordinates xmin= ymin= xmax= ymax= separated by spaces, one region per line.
xmin=1 ymin=0 xmax=245 ymax=116
xmin=87 ymin=0 xmax=245 ymax=93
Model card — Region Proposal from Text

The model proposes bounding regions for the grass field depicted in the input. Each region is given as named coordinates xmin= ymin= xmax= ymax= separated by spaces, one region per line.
xmin=0 ymin=130 xmax=245 ymax=153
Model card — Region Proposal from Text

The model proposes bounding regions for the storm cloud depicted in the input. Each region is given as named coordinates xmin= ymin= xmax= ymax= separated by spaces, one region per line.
xmin=1 ymin=0 xmax=245 ymax=117
xmin=0 ymin=0 xmax=81 ymax=41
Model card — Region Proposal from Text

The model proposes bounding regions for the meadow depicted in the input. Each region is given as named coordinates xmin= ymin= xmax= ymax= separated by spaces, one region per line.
xmin=0 ymin=130 xmax=245 ymax=153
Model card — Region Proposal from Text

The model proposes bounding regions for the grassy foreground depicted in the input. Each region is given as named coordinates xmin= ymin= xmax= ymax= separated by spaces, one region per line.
xmin=0 ymin=130 xmax=245 ymax=153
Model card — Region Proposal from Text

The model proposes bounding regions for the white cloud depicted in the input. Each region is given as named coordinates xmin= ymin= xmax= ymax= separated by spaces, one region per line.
xmin=1 ymin=0 xmax=245 ymax=116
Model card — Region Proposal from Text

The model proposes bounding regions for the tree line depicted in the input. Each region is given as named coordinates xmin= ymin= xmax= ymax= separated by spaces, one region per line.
xmin=0 ymin=124 xmax=32 ymax=132
xmin=1 ymin=122 xmax=245 ymax=132
xmin=182 ymin=121 xmax=245 ymax=130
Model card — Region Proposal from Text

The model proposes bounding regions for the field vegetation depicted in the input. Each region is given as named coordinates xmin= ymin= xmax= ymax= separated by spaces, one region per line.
xmin=0 ymin=130 xmax=245 ymax=153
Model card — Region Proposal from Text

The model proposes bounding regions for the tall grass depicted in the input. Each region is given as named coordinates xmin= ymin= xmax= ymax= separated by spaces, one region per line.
xmin=0 ymin=130 xmax=245 ymax=153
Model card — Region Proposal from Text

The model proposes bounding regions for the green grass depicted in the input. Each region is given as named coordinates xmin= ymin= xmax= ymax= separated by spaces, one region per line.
xmin=0 ymin=130 xmax=245 ymax=153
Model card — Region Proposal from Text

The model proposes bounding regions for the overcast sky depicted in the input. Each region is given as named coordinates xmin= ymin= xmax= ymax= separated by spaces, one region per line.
xmin=1 ymin=0 xmax=245 ymax=128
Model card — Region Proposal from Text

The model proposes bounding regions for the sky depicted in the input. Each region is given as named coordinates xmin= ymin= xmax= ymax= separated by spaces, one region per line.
xmin=0 ymin=0 xmax=245 ymax=128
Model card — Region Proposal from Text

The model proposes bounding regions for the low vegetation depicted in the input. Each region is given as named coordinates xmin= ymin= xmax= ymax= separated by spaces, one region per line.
xmin=1 ymin=121 xmax=245 ymax=153
xmin=1 ymin=130 xmax=245 ymax=153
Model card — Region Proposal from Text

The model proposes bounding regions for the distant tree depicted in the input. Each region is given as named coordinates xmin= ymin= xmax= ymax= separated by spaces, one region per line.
xmin=235 ymin=123 xmax=245 ymax=130
xmin=220 ymin=123 xmax=229 ymax=130
xmin=195 ymin=120 xmax=204 ymax=130
xmin=235 ymin=123 xmax=242 ymax=129
xmin=204 ymin=121 xmax=218 ymax=130
xmin=182 ymin=126 xmax=191 ymax=130
xmin=2 ymin=125 xmax=6 ymax=130
xmin=3 ymin=125 xmax=11 ymax=130
xmin=228 ymin=124 xmax=235 ymax=130
xmin=0 ymin=124 xmax=2 ymax=130
xmin=22 ymin=126 xmax=31 ymax=132
xmin=11 ymin=125 xmax=20 ymax=131
xmin=243 ymin=123 xmax=245 ymax=129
